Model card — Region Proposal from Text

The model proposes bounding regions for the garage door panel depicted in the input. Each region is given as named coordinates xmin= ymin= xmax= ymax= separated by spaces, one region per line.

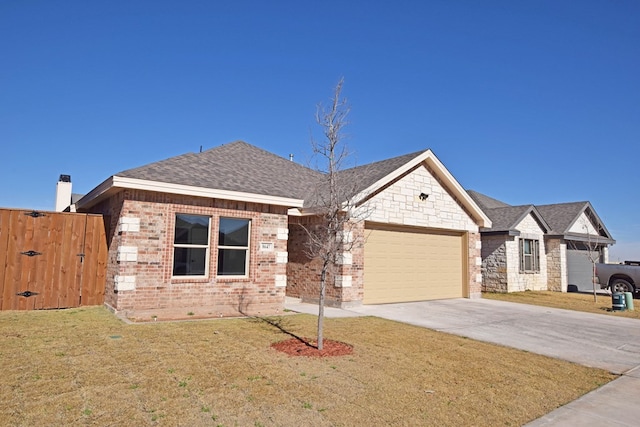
xmin=364 ymin=226 xmax=464 ymax=304
xmin=567 ymin=249 xmax=599 ymax=291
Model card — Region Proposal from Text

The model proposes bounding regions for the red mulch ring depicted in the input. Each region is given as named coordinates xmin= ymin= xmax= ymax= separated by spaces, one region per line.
xmin=271 ymin=337 xmax=353 ymax=357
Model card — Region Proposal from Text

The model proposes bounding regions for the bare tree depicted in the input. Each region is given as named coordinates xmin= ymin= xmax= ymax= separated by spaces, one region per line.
xmin=302 ymin=78 xmax=368 ymax=350
xmin=568 ymin=220 xmax=602 ymax=303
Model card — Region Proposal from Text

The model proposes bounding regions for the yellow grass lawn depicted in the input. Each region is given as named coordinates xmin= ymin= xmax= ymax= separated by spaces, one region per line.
xmin=0 ymin=307 xmax=615 ymax=426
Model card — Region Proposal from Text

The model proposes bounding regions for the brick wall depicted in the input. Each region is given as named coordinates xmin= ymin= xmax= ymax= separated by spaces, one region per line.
xmin=88 ymin=190 xmax=288 ymax=318
xmin=467 ymin=232 xmax=483 ymax=298
xmin=286 ymin=216 xmax=363 ymax=307
xmin=91 ymin=192 xmax=124 ymax=308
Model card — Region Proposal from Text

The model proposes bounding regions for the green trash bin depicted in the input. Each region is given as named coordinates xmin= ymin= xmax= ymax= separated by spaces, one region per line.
xmin=612 ymin=293 xmax=626 ymax=311
xmin=624 ymin=292 xmax=634 ymax=311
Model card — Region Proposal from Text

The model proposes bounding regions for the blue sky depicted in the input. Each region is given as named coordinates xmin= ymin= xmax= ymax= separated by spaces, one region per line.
xmin=2 ymin=1 xmax=639 ymax=260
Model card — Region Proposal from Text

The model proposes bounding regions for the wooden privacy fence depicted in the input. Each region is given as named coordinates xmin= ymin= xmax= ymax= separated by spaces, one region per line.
xmin=0 ymin=209 xmax=108 ymax=310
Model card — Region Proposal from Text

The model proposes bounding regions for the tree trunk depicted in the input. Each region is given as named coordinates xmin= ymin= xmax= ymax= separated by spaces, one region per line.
xmin=317 ymin=260 xmax=328 ymax=350
xmin=592 ymin=262 xmax=598 ymax=303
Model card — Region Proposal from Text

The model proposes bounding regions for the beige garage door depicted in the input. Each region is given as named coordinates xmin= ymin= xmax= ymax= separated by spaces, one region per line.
xmin=364 ymin=224 xmax=465 ymax=304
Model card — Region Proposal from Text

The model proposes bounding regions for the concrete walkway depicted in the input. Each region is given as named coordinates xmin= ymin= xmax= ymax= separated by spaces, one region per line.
xmin=285 ymin=297 xmax=640 ymax=426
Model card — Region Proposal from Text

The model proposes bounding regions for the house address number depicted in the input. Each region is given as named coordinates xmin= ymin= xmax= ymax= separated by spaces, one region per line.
xmin=259 ymin=242 xmax=274 ymax=252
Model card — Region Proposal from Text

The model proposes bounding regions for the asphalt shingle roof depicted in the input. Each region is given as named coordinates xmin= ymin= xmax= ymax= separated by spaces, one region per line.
xmin=536 ymin=202 xmax=591 ymax=234
xmin=305 ymin=149 xmax=427 ymax=207
xmin=467 ymin=190 xmax=612 ymax=241
xmin=337 ymin=150 xmax=426 ymax=196
xmin=117 ymin=141 xmax=431 ymax=208
xmin=482 ymin=205 xmax=537 ymax=232
xmin=117 ymin=141 xmax=323 ymax=201
xmin=467 ymin=190 xmax=510 ymax=210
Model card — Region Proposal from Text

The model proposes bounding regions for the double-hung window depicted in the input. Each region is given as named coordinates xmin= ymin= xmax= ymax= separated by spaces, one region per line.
xmin=519 ymin=238 xmax=540 ymax=273
xmin=218 ymin=218 xmax=250 ymax=276
xmin=173 ymin=214 xmax=211 ymax=277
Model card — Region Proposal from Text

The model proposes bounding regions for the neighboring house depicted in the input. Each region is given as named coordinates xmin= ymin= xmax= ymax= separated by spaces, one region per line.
xmin=537 ymin=201 xmax=615 ymax=292
xmin=468 ymin=191 xmax=615 ymax=293
xmin=71 ymin=141 xmax=490 ymax=319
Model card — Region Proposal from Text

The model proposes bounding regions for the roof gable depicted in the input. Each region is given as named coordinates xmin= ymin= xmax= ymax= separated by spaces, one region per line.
xmin=481 ymin=205 xmax=550 ymax=234
xmin=362 ymin=162 xmax=484 ymax=229
xmin=336 ymin=149 xmax=491 ymax=227
xmin=536 ymin=201 xmax=614 ymax=241
xmin=535 ymin=201 xmax=588 ymax=234
xmin=303 ymin=150 xmax=423 ymax=207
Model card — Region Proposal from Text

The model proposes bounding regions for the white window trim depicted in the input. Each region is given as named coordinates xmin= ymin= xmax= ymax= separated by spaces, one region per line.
xmin=217 ymin=218 xmax=251 ymax=278
xmin=172 ymin=214 xmax=211 ymax=279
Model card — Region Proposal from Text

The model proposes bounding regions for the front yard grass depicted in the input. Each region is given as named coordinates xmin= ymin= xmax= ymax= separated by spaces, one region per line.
xmin=0 ymin=307 xmax=615 ymax=426
xmin=483 ymin=290 xmax=640 ymax=319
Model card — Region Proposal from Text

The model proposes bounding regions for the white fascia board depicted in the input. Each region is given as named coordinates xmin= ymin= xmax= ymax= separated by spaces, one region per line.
xmin=286 ymin=208 xmax=321 ymax=217
xmin=77 ymin=176 xmax=304 ymax=209
xmin=114 ymin=176 xmax=304 ymax=207
xmin=293 ymin=206 xmax=342 ymax=217
xmin=75 ymin=176 xmax=115 ymax=210
xmin=350 ymin=149 xmax=492 ymax=228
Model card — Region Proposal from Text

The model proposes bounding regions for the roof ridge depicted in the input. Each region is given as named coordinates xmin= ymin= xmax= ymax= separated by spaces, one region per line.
xmin=340 ymin=149 xmax=426 ymax=174
xmin=535 ymin=201 xmax=589 ymax=208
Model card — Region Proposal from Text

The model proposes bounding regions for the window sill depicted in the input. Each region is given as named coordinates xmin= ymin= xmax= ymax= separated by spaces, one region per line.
xmin=171 ymin=276 xmax=211 ymax=283
xmin=217 ymin=275 xmax=250 ymax=281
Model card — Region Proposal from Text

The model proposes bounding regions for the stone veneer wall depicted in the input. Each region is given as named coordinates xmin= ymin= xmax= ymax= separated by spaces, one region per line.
xmin=365 ymin=164 xmax=479 ymax=233
xmin=288 ymin=162 xmax=484 ymax=304
xmin=481 ymin=214 xmax=552 ymax=293
xmin=545 ymin=238 xmax=567 ymax=292
xmin=88 ymin=189 xmax=289 ymax=319
xmin=505 ymin=215 xmax=548 ymax=292
xmin=481 ymin=235 xmax=509 ymax=292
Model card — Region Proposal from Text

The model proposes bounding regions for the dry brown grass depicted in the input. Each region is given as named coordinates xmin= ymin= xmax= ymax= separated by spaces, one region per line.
xmin=0 ymin=307 xmax=615 ymax=426
xmin=483 ymin=290 xmax=640 ymax=319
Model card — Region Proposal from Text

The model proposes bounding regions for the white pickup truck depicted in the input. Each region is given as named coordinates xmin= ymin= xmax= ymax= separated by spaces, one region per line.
xmin=596 ymin=261 xmax=640 ymax=294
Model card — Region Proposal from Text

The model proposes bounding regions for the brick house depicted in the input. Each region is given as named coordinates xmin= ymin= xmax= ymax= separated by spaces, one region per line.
xmin=468 ymin=191 xmax=615 ymax=293
xmin=74 ymin=141 xmax=490 ymax=319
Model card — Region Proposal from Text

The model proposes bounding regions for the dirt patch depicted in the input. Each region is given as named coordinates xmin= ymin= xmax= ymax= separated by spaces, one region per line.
xmin=271 ymin=337 xmax=353 ymax=357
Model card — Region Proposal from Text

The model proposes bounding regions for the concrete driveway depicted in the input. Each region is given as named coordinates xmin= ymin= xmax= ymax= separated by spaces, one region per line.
xmin=346 ymin=298 xmax=640 ymax=374
xmin=285 ymin=297 xmax=640 ymax=426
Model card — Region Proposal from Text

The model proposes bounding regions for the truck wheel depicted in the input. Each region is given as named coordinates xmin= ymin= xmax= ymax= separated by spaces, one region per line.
xmin=611 ymin=279 xmax=634 ymax=294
